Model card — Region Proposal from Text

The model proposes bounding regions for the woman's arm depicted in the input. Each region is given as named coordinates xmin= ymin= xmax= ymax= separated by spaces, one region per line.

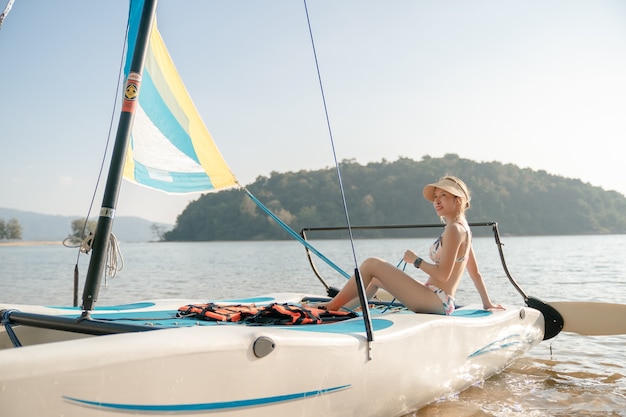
xmin=466 ymin=246 xmax=504 ymax=310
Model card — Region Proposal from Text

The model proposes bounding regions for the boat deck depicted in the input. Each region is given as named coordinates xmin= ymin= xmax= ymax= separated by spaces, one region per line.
xmin=33 ymin=296 xmax=493 ymax=329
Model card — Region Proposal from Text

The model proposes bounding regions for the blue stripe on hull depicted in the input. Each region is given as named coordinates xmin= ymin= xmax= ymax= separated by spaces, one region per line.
xmin=63 ymin=385 xmax=350 ymax=413
xmin=468 ymin=334 xmax=527 ymax=358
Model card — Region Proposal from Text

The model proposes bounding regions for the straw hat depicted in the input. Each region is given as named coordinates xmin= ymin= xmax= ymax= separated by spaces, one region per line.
xmin=422 ymin=176 xmax=471 ymax=206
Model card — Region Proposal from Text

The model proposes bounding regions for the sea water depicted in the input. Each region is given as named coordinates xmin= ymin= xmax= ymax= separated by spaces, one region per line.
xmin=1 ymin=235 xmax=625 ymax=416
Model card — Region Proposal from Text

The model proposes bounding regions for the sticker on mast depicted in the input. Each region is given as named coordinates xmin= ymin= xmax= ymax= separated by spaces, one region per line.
xmin=122 ymin=73 xmax=141 ymax=113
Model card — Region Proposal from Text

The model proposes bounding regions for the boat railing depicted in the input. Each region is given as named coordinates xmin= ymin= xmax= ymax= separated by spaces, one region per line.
xmin=300 ymin=221 xmax=523 ymax=297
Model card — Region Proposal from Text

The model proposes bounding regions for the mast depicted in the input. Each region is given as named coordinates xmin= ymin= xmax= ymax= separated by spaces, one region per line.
xmin=81 ymin=0 xmax=158 ymax=312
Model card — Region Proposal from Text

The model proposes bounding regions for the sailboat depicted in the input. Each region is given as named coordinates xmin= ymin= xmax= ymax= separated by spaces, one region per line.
xmin=1 ymin=1 xmax=624 ymax=416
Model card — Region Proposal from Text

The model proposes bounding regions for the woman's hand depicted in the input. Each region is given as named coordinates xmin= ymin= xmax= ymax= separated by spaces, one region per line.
xmin=403 ymin=250 xmax=419 ymax=265
xmin=484 ymin=301 xmax=505 ymax=311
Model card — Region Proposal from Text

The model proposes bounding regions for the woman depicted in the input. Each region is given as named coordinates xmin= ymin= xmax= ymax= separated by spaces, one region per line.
xmin=321 ymin=175 xmax=503 ymax=315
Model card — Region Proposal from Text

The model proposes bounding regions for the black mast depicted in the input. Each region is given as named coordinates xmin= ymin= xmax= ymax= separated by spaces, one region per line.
xmin=81 ymin=0 xmax=158 ymax=313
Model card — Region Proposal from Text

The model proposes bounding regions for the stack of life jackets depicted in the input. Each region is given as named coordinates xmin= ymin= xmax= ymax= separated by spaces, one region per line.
xmin=177 ymin=302 xmax=357 ymax=325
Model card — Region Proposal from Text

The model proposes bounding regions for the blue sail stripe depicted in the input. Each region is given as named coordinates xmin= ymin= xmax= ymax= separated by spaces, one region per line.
xmin=138 ymin=72 xmax=198 ymax=163
xmin=132 ymin=161 xmax=216 ymax=193
xmin=63 ymin=385 xmax=351 ymax=413
xmin=124 ymin=1 xmax=142 ymax=76
xmin=142 ymin=36 xmax=192 ymax=140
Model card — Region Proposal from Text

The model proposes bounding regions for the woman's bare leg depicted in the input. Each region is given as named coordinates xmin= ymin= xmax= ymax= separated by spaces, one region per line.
xmin=325 ymin=257 xmax=445 ymax=314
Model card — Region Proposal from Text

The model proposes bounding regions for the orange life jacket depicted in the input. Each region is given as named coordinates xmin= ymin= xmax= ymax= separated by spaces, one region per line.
xmin=177 ymin=303 xmax=260 ymax=322
xmin=245 ymin=302 xmax=349 ymax=325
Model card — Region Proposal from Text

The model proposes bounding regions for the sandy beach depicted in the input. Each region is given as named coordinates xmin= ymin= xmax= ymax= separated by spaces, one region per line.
xmin=0 ymin=241 xmax=62 ymax=247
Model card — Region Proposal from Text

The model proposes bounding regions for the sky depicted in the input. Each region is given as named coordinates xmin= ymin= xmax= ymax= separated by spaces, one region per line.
xmin=1 ymin=0 xmax=625 ymax=225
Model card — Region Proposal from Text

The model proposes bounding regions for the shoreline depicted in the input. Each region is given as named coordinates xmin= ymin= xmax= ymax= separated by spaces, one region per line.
xmin=0 ymin=241 xmax=63 ymax=247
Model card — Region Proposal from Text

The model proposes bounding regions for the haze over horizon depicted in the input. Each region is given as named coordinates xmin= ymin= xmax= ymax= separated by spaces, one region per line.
xmin=1 ymin=0 xmax=625 ymax=224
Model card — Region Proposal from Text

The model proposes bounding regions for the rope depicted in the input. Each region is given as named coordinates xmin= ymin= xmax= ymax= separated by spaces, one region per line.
xmin=0 ymin=0 xmax=15 ymax=29
xmin=62 ymin=10 xmax=130 ymax=306
xmin=63 ymin=232 xmax=124 ymax=283
xmin=302 ymin=0 xmax=360 ymax=269
xmin=303 ymin=0 xmax=374 ymax=347
xmin=63 ymin=233 xmax=94 ymax=254
xmin=379 ymin=260 xmax=403 ymax=313
xmin=244 ymin=189 xmax=350 ymax=279
xmin=103 ymin=233 xmax=124 ymax=283
xmin=1 ymin=309 xmax=22 ymax=347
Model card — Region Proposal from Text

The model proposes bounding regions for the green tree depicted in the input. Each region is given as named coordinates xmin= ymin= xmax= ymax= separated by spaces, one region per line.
xmin=6 ymin=218 xmax=22 ymax=240
xmin=66 ymin=218 xmax=97 ymax=245
xmin=151 ymin=223 xmax=167 ymax=241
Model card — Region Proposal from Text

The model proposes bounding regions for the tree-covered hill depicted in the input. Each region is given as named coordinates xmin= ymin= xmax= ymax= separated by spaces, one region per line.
xmin=164 ymin=154 xmax=626 ymax=241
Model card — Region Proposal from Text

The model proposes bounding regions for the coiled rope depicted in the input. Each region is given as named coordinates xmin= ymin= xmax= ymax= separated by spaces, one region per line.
xmin=63 ymin=232 xmax=124 ymax=283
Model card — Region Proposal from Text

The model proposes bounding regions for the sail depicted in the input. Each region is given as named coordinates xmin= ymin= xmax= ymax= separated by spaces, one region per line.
xmin=123 ymin=0 xmax=238 ymax=193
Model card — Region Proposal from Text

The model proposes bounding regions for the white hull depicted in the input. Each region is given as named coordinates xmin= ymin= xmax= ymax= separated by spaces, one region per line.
xmin=0 ymin=294 xmax=543 ymax=416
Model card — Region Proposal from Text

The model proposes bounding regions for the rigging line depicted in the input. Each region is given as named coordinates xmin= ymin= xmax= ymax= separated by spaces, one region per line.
xmin=0 ymin=0 xmax=15 ymax=29
xmin=244 ymin=189 xmax=350 ymax=279
xmin=379 ymin=260 xmax=403 ymax=313
xmin=302 ymin=0 xmax=359 ymax=270
xmin=71 ymin=6 xmax=131 ymax=281
xmin=303 ymin=0 xmax=373 ymax=347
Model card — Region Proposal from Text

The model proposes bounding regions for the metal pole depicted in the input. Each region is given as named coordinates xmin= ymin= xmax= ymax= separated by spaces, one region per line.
xmin=81 ymin=0 xmax=158 ymax=312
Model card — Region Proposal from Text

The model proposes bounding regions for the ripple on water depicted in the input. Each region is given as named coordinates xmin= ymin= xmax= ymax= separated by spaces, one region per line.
xmin=410 ymin=354 xmax=626 ymax=417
